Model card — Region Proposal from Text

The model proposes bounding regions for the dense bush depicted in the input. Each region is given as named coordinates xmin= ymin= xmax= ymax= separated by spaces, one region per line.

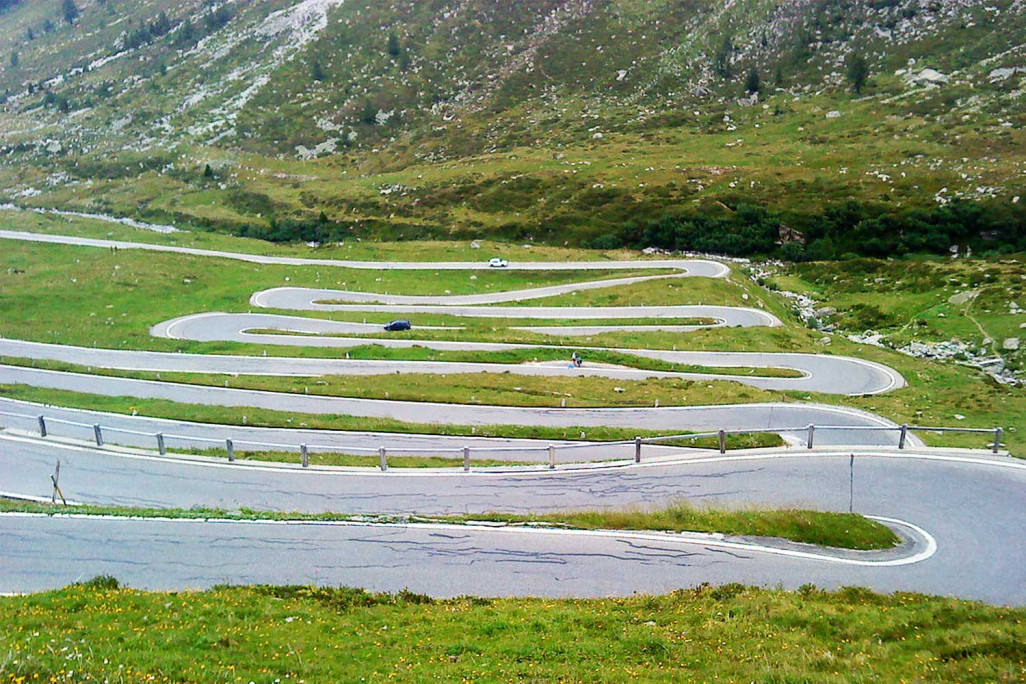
xmin=594 ymin=199 xmax=1026 ymax=260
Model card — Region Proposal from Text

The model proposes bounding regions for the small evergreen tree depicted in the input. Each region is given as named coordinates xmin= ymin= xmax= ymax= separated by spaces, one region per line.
xmin=62 ymin=0 xmax=79 ymax=24
xmin=387 ymin=32 xmax=401 ymax=57
xmin=745 ymin=67 xmax=761 ymax=95
xmin=361 ymin=99 xmax=376 ymax=125
xmin=9 ymin=51 xmax=17 ymax=68
xmin=203 ymin=163 xmax=214 ymax=179
xmin=311 ymin=59 xmax=326 ymax=81
xmin=847 ymin=52 xmax=869 ymax=94
xmin=25 ymin=26 xmax=34 ymax=40
xmin=714 ymin=35 xmax=733 ymax=78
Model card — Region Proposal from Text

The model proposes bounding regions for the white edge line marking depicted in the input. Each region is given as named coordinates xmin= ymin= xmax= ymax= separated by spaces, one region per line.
xmin=0 ymin=511 xmax=936 ymax=567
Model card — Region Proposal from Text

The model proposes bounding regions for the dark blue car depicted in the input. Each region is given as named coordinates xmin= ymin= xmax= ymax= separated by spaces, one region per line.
xmin=384 ymin=319 xmax=412 ymax=332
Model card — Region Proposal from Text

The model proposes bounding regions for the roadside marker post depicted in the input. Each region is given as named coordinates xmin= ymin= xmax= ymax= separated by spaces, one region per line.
xmin=379 ymin=446 xmax=387 ymax=471
xmin=898 ymin=424 xmax=908 ymax=450
xmin=300 ymin=444 xmax=309 ymax=468
xmin=155 ymin=433 xmax=166 ymax=455
xmin=634 ymin=436 xmax=642 ymax=463
xmin=226 ymin=439 xmax=235 ymax=462
xmin=807 ymin=424 xmax=815 ymax=449
xmin=718 ymin=429 xmax=726 ymax=454
xmin=548 ymin=444 xmax=556 ymax=470
xmin=993 ymin=427 xmax=1003 ymax=454
xmin=463 ymin=447 xmax=471 ymax=472
xmin=93 ymin=424 xmax=103 ymax=447
xmin=50 ymin=460 xmax=66 ymax=506
xmin=37 ymin=415 xmax=46 ymax=437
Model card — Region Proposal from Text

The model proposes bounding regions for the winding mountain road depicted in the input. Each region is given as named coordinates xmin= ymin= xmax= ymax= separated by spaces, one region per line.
xmin=1 ymin=435 xmax=1023 ymax=603
xmin=0 ymin=230 xmax=727 ymax=272
xmin=0 ymin=228 xmax=1016 ymax=603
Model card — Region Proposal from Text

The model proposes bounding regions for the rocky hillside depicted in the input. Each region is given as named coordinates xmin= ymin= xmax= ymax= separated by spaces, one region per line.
xmin=0 ymin=0 xmax=1023 ymax=245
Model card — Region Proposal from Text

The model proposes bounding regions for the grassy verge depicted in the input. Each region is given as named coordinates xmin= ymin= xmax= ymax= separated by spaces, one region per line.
xmin=0 ymin=499 xmax=899 ymax=550
xmin=0 ymin=383 xmax=785 ymax=449
xmin=1 ymin=579 xmax=1022 ymax=683
xmin=171 ymin=447 xmax=532 ymax=468
xmin=449 ymin=502 xmax=898 ymax=551
xmin=0 ymin=356 xmax=803 ymax=413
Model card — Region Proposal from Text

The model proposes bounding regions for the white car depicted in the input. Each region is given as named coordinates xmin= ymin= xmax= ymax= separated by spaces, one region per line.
xmin=488 ymin=257 xmax=509 ymax=268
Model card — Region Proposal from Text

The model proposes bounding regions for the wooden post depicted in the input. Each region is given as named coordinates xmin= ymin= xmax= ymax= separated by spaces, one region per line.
xmin=50 ymin=460 xmax=66 ymax=506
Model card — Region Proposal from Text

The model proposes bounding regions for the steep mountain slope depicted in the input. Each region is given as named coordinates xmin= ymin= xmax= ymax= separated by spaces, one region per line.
xmin=0 ymin=0 xmax=1023 ymax=246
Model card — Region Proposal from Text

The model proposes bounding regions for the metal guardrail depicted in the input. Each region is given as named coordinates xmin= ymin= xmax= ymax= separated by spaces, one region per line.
xmin=0 ymin=408 xmax=1005 ymax=472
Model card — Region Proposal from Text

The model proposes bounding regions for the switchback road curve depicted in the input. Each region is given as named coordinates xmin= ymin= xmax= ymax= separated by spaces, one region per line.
xmin=1 ymin=435 xmax=1023 ymax=603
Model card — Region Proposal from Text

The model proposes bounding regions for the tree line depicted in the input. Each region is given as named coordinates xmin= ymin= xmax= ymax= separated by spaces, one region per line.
xmin=591 ymin=199 xmax=1026 ymax=260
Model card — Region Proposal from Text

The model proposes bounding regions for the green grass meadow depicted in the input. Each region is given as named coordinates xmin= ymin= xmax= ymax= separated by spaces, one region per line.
xmin=0 ymin=580 xmax=1022 ymax=683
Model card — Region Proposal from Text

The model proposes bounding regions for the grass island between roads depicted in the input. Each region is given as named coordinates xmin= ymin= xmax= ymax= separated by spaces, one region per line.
xmin=0 ymin=499 xmax=900 ymax=551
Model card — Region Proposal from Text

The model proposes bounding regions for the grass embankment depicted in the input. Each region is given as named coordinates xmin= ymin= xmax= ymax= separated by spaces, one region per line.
xmin=0 ymin=499 xmax=898 ymax=550
xmin=1 ymin=579 xmax=1022 ymax=683
xmin=0 ymin=384 xmax=784 ymax=450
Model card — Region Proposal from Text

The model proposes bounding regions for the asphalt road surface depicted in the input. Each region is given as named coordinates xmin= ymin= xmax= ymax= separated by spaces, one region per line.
xmin=0 ymin=370 xmax=915 ymax=450
xmin=2 ymin=436 xmax=1023 ymax=603
xmin=0 ymin=230 xmax=727 ymax=272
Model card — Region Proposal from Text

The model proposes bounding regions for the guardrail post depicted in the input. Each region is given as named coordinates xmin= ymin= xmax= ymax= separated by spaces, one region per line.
xmin=634 ymin=436 xmax=642 ymax=463
xmin=300 ymin=444 xmax=309 ymax=468
xmin=718 ymin=429 xmax=726 ymax=454
xmin=156 ymin=433 xmax=166 ymax=456
xmin=93 ymin=424 xmax=103 ymax=447
xmin=37 ymin=415 xmax=46 ymax=437
xmin=226 ymin=439 xmax=235 ymax=462
xmin=993 ymin=427 xmax=1003 ymax=454
xmin=807 ymin=424 xmax=815 ymax=449
xmin=548 ymin=444 xmax=556 ymax=470
xmin=379 ymin=446 xmax=387 ymax=471
xmin=898 ymin=424 xmax=908 ymax=450
xmin=463 ymin=446 xmax=470 ymax=473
